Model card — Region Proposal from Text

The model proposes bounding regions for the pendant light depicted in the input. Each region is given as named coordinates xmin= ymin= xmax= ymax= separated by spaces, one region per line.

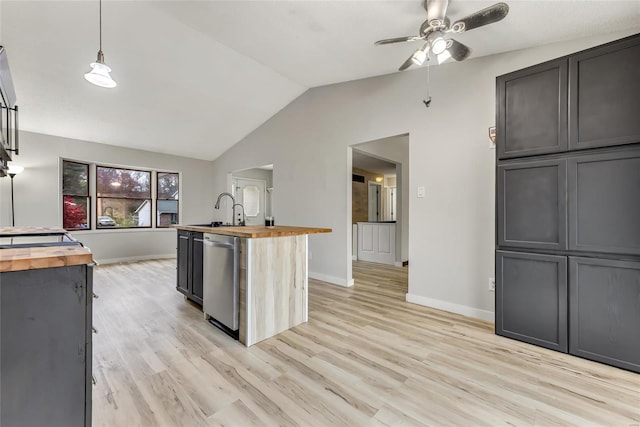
xmin=84 ymin=0 xmax=116 ymax=88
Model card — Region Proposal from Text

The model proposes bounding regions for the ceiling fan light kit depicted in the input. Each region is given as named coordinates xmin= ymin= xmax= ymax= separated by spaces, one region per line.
xmin=84 ymin=0 xmax=116 ymax=88
xmin=374 ymin=1 xmax=509 ymax=71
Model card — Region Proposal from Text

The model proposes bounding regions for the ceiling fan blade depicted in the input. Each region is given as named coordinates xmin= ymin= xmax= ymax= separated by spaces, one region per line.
xmin=424 ymin=0 xmax=449 ymax=24
xmin=451 ymin=2 xmax=509 ymax=33
xmin=375 ymin=35 xmax=424 ymax=46
xmin=447 ymin=39 xmax=471 ymax=61
xmin=399 ymin=53 xmax=416 ymax=71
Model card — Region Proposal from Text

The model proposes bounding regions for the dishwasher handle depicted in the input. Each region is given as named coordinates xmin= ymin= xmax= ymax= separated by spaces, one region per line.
xmin=203 ymin=240 xmax=235 ymax=249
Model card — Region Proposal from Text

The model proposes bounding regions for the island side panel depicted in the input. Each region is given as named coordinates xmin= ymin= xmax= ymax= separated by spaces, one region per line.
xmin=239 ymin=238 xmax=248 ymax=345
xmin=244 ymin=235 xmax=308 ymax=346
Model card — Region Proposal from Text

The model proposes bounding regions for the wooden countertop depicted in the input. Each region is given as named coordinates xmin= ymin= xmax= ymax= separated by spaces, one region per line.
xmin=173 ymin=224 xmax=332 ymax=238
xmin=0 ymin=226 xmax=68 ymax=236
xmin=1 ymin=245 xmax=93 ymax=273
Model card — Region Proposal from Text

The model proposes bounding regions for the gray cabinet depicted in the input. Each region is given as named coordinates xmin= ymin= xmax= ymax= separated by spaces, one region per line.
xmin=1 ymin=265 xmax=93 ymax=427
xmin=176 ymin=229 xmax=204 ymax=304
xmin=497 ymin=58 xmax=568 ymax=159
xmin=568 ymin=149 xmax=640 ymax=256
xmin=496 ymin=251 xmax=567 ymax=352
xmin=569 ymin=257 xmax=640 ymax=373
xmin=569 ymin=36 xmax=640 ymax=151
xmin=497 ymin=158 xmax=567 ymax=250
xmin=495 ymin=33 xmax=640 ymax=374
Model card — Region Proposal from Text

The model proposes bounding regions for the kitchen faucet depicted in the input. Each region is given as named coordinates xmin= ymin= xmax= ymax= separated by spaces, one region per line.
xmin=232 ymin=203 xmax=246 ymax=226
xmin=214 ymin=192 xmax=236 ymax=226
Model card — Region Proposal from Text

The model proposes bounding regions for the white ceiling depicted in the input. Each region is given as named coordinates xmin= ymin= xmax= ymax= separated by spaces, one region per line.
xmin=2 ymin=1 xmax=640 ymax=161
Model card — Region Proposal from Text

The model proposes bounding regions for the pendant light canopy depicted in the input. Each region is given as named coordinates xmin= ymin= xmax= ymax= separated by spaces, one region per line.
xmin=84 ymin=0 xmax=116 ymax=88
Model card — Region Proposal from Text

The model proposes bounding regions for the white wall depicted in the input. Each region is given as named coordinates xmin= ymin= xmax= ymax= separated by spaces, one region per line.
xmin=210 ymin=30 xmax=637 ymax=318
xmin=0 ymin=131 xmax=214 ymax=263
xmin=354 ymin=134 xmax=409 ymax=264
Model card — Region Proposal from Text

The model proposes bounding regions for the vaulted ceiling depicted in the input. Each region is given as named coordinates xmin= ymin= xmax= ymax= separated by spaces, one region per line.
xmin=2 ymin=1 xmax=639 ymax=160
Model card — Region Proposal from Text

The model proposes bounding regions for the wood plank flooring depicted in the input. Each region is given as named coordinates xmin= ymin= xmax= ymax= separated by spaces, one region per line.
xmin=92 ymin=259 xmax=640 ymax=426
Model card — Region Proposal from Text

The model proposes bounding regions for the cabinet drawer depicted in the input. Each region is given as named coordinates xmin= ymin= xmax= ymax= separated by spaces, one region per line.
xmin=496 ymin=251 xmax=567 ymax=352
xmin=568 ymin=149 xmax=640 ymax=256
xmin=569 ymin=36 xmax=640 ymax=150
xmin=497 ymin=159 xmax=567 ymax=250
xmin=497 ymin=58 xmax=568 ymax=159
xmin=569 ymin=257 xmax=640 ymax=373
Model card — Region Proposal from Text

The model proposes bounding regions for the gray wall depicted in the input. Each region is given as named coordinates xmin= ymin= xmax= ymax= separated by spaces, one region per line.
xmin=210 ymin=30 xmax=637 ymax=317
xmin=0 ymin=131 xmax=214 ymax=263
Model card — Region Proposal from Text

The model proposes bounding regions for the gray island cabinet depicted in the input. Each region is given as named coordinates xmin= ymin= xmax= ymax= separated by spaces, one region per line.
xmin=0 ymin=227 xmax=94 ymax=427
xmin=495 ymin=33 xmax=640 ymax=373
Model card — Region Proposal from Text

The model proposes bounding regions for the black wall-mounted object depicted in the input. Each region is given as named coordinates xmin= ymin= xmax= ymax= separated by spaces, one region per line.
xmin=0 ymin=46 xmax=19 ymax=177
xmin=495 ymin=32 xmax=640 ymax=374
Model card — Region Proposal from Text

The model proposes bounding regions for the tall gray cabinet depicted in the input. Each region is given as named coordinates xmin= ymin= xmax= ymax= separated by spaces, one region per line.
xmin=495 ymin=33 xmax=640 ymax=373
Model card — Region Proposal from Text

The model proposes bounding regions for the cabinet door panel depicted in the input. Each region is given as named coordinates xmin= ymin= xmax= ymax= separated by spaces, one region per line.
xmin=1 ymin=266 xmax=87 ymax=427
xmin=177 ymin=230 xmax=190 ymax=295
xmin=569 ymin=257 xmax=640 ymax=373
xmin=496 ymin=251 xmax=567 ymax=352
xmin=497 ymin=59 xmax=568 ymax=159
xmin=191 ymin=232 xmax=204 ymax=304
xmin=569 ymin=36 xmax=640 ymax=150
xmin=497 ymin=159 xmax=567 ymax=250
xmin=568 ymin=150 xmax=640 ymax=256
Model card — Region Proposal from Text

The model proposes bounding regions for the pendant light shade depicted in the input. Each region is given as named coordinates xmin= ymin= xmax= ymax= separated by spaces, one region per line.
xmin=85 ymin=0 xmax=116 ymax=88
xmin=84 ymin=50 xmax=116 ymax=88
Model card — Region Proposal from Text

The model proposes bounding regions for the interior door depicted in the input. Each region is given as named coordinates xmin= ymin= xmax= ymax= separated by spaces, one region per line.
xmin=233 ymin=178 xmax=266 ymax=226
xmin=368 ymin=182 xmax=381 ymax=222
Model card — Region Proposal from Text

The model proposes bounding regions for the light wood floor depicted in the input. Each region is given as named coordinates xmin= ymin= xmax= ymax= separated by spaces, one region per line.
xmin=92 ymin=259 xmax=640 ymax=426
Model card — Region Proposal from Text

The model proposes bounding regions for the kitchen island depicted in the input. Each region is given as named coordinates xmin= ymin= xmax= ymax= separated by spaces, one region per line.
xmin=0 ymin=227 xmax=94 ymax=427
xmin=174 ymin=225 xmax=331 ymax=346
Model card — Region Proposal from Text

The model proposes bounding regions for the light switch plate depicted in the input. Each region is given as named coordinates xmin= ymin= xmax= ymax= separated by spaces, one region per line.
xmin=417 ymin=186 xmax=425 ymax=198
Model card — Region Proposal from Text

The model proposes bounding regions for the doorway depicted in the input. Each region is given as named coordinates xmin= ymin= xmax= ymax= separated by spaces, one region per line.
xmin=231 ymin=165 xmax=273 ymax=226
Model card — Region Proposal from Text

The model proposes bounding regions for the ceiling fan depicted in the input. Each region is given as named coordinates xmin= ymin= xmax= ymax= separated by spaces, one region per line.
xmin=375 ymin=0 xmax=509 ymax=71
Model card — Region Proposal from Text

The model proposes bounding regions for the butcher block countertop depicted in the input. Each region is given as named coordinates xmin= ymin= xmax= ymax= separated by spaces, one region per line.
xmin=0 ymin=226 xmax=67 ymax=236
xmin=1 ymin=245 xmax=93 ymax=273
xmin=0 ymin=226 xmax=93 ymax=273
xmin=173 ymin=224 xmax=332 ymax=238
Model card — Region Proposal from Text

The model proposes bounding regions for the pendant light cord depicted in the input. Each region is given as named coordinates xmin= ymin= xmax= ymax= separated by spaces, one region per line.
xmin=426 ymin=51 xmax=431 ymax=99
xmin=99 ymin=0 xmax=102 ymax=51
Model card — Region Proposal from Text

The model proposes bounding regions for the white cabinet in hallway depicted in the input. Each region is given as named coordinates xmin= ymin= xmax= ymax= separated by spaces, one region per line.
xmin=357 ymin=221 xmax=396 ymax=265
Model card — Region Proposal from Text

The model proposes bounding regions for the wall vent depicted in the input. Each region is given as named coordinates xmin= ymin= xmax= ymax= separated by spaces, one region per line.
xmin=352 ymin=174 xmax=365 ymax=183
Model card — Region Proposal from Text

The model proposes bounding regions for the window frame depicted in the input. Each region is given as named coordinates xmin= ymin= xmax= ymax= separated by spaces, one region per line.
xmin=156 ymin=171 xmax=180 ymax=228
xmin=61 ymin=160 xmax=92 ymax=231
xmin=96 ymin=165 xmax=152 ymax=230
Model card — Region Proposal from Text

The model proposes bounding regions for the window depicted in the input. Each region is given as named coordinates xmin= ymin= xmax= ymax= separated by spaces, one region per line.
xmin=96 ymin=166 xmax=151 ymax=228
xmin=243 ymin=185 xmax=260 ymax=217
xmin=62 ymin=161 xmax=90 ymax=230
xmin=157 ymin=172 xmax=179 ymax=227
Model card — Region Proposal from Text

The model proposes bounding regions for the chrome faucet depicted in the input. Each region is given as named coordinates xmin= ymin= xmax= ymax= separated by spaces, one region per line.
xmin=233 ymin=203 xmax=246 ymax=226
xmin=214 ymin=192 xmax=236 ymax=226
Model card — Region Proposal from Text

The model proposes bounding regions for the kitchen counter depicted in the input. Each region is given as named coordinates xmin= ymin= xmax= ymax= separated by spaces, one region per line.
xmin=174 ymin=223 xmax=332 ymax=346
xmin=0 ymin=226 xmax=93 ymax=272
xmin=173 ymin=224 xmax=331 ymax=238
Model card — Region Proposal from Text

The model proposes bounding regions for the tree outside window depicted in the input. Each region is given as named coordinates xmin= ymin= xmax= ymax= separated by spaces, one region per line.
xmin=96 ymin=166 xmax=151 ymax=228
xmin=62 ymin=161 xmax=90 ymax=230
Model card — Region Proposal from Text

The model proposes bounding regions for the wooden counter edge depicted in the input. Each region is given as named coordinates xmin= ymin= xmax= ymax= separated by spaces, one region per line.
xmin=172 ymin=225 xmax=332 ymax=238
xmin=0 ymin=246 xmax=94 ymax=273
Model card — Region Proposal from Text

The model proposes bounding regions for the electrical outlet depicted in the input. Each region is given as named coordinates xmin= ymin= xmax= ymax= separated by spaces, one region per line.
xmin=489 ymin=278 xmax=496 ymax=292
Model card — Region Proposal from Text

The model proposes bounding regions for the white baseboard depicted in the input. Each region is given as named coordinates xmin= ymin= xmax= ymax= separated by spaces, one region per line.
xmin=394 ymin=261 xmax=403 ymax=267
xmin=309 ymin=272 xmax=354 ymax=287
xmin=96 ymin=254 xmax=176 ymax=265
xmin=405 ymin=293 xmax=495 ymax=322
xmin=352 ymin=255 xmax=358 ymax=261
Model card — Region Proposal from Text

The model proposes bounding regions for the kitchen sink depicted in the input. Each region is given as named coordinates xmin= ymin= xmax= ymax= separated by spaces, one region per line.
xmin=189 ymin=222 xmax=242 ymax=228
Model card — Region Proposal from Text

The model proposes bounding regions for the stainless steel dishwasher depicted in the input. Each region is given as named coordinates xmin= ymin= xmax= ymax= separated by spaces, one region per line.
xmin=202 ymin=233 xmax=239 ymax=338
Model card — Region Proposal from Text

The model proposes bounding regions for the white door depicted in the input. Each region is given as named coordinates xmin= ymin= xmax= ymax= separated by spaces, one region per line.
xmin=368 ymin=182 xmax=382 ymax=221
xmin=232 ymin=178 xmax=266 ymax=226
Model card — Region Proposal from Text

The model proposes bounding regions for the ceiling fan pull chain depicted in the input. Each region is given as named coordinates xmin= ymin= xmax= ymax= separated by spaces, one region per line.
xmin=424 ymin=52 xmax=432 ymax=108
